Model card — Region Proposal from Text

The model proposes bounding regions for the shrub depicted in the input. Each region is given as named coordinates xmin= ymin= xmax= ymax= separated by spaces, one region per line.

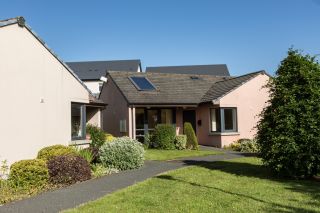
xmin=105 ymin=133 xmax=114 ymax=143
xmin=91 ymin=164 xmax=119 ymax=178
xmin=0 ymin=160 xmax=9 ymax=180
xmin=256 ymin=49 xmax=320 ymax=178
xmin=152 ymin=124 xmax=176 ymax=150
xmin=227 ymin=139 xmax=258 ymax=153
xmin=77 ymin=148 xmax=94 ymax=163
xmin=83 ymin=146 xmax=100 ymax=163
xmin=175 ymin=135 xmax=187 ymax=150
xmin=47 ymin=155 xmax=91 ymax=185
xmin=37 ymin=145 xmax=78 ymax=161
xmin=87 ymin=124 xmax=106 ymax=148
xmin=99 ymin=137 xmax=145 ymax=170
xmin=184 ymin=122 xmax=198 ymax=150
xmin=9 ymin=159 xmax=48 ymax=188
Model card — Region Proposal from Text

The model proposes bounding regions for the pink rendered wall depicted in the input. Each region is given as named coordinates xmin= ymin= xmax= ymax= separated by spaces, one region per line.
xmin=196 ymin=103 xmax=222 ymax=147
xmin=99 ymin=77 xmax=129 ymax=137
xmin=195 ymin=73 xmax=269 ymax=147
xmin=219 ymin=73 xmax=270 ymax=147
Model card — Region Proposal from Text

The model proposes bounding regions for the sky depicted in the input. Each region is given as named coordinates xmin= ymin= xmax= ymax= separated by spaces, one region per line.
xmin=1 ymin=0 xmax=320 ymax=76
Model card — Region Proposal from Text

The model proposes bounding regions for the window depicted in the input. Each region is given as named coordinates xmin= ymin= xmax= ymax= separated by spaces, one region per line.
xmin=161 ymin=109 xmax=173 ymax=124
xmin=210 ymin=108 xmax=237 ymax=132
xmin=129 ymin=77 xmax=156 ymax=91
xmin=71 ymin=103 xmax=86 ymax=140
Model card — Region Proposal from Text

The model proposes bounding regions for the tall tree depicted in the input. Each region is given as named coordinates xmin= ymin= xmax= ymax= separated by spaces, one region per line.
xmin=257 ymin=49 xmax=320 ymax=178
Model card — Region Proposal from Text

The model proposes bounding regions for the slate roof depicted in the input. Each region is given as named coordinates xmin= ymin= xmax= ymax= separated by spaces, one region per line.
xmin=0 ymin=17 xmax=104 ymax=105
xmin=66 ymin=60 xmax=141 ymax=81
xmin=201 ymin=71 xmax=267 ymax=102
xmin=107 ymin=70 xmax=267 ymax=105
xmin=146 ymin=64 xmax=230 ymax=76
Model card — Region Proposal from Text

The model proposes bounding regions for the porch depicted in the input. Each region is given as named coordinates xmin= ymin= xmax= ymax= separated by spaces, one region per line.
xmin=128 ymin=106 xmax=198 ymax=142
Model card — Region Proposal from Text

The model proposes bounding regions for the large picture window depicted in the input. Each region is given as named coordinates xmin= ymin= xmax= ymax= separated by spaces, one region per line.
xmin=210 ymin=108 xmax=237 ymax=132
xmin=71 ymin=103 xmax=86 ymax=140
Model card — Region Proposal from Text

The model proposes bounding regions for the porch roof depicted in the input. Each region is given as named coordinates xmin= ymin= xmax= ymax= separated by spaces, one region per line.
xmin=107 ymin=70 xmax=267 ymax=105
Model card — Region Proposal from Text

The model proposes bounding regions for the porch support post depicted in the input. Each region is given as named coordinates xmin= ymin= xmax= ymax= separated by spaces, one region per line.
xmin=132 ymin=107 xmax=136 ymax=139
xmin=128 ymin=107 xmax=133 ymax=138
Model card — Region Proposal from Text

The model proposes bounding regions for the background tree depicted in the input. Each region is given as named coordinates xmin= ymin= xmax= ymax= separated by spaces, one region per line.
xmin=256 ymin=49 xmax=320 ymax=178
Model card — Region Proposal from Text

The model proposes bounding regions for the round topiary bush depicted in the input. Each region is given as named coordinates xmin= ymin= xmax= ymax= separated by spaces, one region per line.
xmin=152 ymin=124 xmax=176 ymax=149
xmin=9 ymin=159 xmax=48 ymax=188
xmin=37 ymin=145 xmax=78 ymax=161
xmin=47 ymin=155 xmax=91 ymax=185
xmin=99 ymin=137 xmax=145 ymax=170
xmin=184 ymin=122 xmax=198 ymax=150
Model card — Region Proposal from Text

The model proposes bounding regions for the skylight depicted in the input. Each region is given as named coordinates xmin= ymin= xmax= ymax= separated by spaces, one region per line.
xmin=129 ymin=76 xmax=156 ymax=91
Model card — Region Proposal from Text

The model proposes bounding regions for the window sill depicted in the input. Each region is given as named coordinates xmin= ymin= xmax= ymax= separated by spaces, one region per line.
xmin=69 ymin=139 xmax=91 ymax=146
xmin=209 ymin=132 xmax=240 ymax=136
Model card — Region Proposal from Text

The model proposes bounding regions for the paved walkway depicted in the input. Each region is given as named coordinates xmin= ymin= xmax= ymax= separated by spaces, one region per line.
xmin=0 ymin=148 xmax=245 ymax=213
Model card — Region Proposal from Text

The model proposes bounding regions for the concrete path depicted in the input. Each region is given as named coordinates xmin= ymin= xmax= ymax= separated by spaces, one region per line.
xmin=0 ymin=149 xmax=245 ymax=213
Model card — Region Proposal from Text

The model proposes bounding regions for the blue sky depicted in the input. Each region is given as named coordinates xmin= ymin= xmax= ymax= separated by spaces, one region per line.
xmin=1 ymin=0 xmax=320 ymax=75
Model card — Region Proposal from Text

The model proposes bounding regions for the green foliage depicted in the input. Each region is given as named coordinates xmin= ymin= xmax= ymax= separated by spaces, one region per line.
xmin=87 ymin=124 xmax=106 ymax=148
xmin=47 ymin=155 xmax=91 ymax=185
xmin=175 ymin=135 xmax=187 ymax=150
xmin=226 ymin=139 xmax=258 ymax=153
xmin=99 ymin=137 xmax=145 ymax=170
xmin=9 ymin=159 xmax=48 ymax=188
xmin=91 ymin=164 xmax=119 ymax=178
xmin=256 ymin=49 xmax=320 ymax=178
xmin=0 ymin=160 xmax=9 ymax=180
xmin=152 ymin=124 xmax=176 ymax=150
xmin=184 ymin=122 xmax=198 ymax=150
xmin=105 ymin=133 xmax=114 ymax=143
xmin=77 ymin=148 xmax=94 ymax=164
xmin=37 ymin=145 xmax=78 ymax=161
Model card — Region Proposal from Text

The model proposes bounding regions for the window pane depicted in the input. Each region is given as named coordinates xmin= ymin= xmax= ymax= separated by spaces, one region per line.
xmin=224 ymin=109 xmax=234 ymax=131
xmin=71 ymin=104 xmax=83 ymax=138
xmin=147 ymin=110 xmax=158 ymax=129
xmin=135 ymin=108 xmax=145 ymax=129
xmin=161 ymin=109 xmax=173 ymax=124
xmin=210 ymin=108 xmax=221 ymax=132
xmin=211 ymin=109 xmax=217 ymax=131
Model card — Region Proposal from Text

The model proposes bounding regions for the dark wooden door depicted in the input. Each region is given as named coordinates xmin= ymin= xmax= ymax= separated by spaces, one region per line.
xmin=183 ymin=110 xmax=196 ymax=133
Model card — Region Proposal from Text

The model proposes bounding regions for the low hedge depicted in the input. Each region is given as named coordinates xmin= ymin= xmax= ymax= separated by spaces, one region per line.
xmin=47 ymin=155 xmax=91 ymax=185
xmin=37 ymin=145 xmax=78 ymax=161
xmin=9 ymin=159 xmax=48 ymax=188
xmin=99 ymin=137 xmax=145 ymax=170
xmin=175 ymin=135 xmax=187 ymax=150
xmin=152 ymin=124 xmax=176 ymax=150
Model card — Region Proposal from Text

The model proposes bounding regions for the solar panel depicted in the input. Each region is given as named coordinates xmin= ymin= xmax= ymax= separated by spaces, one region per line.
xmin=129 ymin=76 xmax=156 ymax=91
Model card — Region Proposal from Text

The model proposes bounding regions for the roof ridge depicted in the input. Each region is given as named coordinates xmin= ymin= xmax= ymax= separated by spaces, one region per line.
xmin=146 ymin=64 xmax=227 ymax=68
xmin=67 ymin=59 xmax=141 ymax=63
xmin=108 ymin=70 xmax=228 ymax=78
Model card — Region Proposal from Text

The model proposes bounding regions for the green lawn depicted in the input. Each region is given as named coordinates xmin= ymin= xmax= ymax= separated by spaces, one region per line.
xmin=65 ymin=157 xmax=320 ymax=213
xmin=144 ymin=149 xmax=222 ymax=161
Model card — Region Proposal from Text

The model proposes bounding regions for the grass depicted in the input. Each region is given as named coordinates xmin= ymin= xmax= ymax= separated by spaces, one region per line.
xmin=65 ymin=157 xmax=320 ymax=213
xmin=144 ymin=149 xmax=222 ymax=161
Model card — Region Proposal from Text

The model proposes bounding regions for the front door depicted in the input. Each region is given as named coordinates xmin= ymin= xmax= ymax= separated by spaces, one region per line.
xmin=183 ymin=110 xmax=196 ymax=133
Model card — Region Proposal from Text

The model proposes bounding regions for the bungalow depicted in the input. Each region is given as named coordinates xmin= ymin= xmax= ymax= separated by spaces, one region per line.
xmin=0 ymin=17 xmax=105 ymax=165
xmin=100 ymin=70 xmax=269 ymax=147
xmin=67 ymin=60 xmax=142 ymax=97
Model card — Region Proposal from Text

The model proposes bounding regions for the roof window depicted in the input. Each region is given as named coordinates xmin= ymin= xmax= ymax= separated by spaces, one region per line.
xmin=129 ymin=76 xmax=156 ymax=91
